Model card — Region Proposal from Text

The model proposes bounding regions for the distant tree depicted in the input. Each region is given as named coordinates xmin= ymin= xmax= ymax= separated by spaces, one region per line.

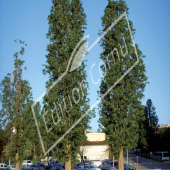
xmin=146 ymin=99 xmax=159 ymax=128
xmin=98 ymin=1 xmax=148 ymax=169
xmin=138 ymin=100 xmax=160 ymax=154
xmin=97 ymin=129 xmax=102 ymax=133
xmin=161 ymin=127 xmax=170 ymax=151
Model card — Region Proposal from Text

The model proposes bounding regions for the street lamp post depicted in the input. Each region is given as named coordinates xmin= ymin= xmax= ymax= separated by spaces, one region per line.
xmin=82 ymin=150 xmax=85 ymax=170
xmin=127 ymin=150 xmax=128 ymax=163
xmin=112 ymin=144 xmax=114 ymax=167
xmin=80 ymin=147 xmax=86 ymax=170
xmin=136 ymin=156 xmax=138 ymax=168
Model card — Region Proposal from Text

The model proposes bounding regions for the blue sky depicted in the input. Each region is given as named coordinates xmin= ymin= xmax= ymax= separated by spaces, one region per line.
xmin=0 ymin=0 xmax=170 ymax=131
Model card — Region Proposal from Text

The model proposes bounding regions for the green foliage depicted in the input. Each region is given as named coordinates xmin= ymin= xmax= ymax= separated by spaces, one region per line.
xmin=137 ymin=106 xmax=148 ymax=150
xmin=42 ymin=0 xmax=93 ymax=165
xmin=0 ymin=40 xmax=41 ymax=165
xmin=138 ymin=99 xmax=160 ymax=152
xmin=146 ymin=99 xmax=159 ymax=127
xmin=98 ymin=0 xmax=148 ymax=156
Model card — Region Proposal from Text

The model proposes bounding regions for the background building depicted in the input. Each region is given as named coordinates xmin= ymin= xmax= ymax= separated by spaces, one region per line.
xmin=80 ymin=132 xmax=109 ymax=160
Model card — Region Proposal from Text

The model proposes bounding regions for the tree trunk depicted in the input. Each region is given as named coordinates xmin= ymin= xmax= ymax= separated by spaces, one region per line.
xmin=33 ymin=144 xmax=37 ymax=161
xmin=118 ymin=147 xmax=124 ymax=170
xmin=1 ymin=155 xmax=3 ymax=163
xmin=15 ymin=152 xmax=20 ymax=170
xmin=65 ymin=154 xmax=71 ymax=170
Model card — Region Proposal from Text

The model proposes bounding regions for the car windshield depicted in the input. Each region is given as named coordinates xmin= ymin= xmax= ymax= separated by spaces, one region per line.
xmin=163 ymin=153 xmax=169 ymax=157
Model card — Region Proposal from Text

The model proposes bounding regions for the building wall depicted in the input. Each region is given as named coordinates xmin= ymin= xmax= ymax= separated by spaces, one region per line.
xmin=86 ymin=133 xmax=106 ymax=142
xmin=80 ymin=133 xmax=109 ymax=160
xmin=80 ymin=145 xmax=109 ymax=160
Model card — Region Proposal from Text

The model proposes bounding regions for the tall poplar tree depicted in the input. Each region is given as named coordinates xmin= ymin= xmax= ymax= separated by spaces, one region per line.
xmin=43 ymin=0 xmax=93 ymax=169
xmin=98 ymin=1 xmax=148 ymax=169
xmin=0 ymin=40 xmax=39 ymax=170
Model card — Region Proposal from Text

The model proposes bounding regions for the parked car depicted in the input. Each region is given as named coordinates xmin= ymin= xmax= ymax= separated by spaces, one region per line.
xmin=51 ymin=167 xmax=64 ymax=170
xmin=108 ymin=161 xmax=118 ymax=167
xmin=154 ymin=151 xmax=169 ymax=161
xmin=20 ymin=165 xmax=27 ymax=170
xmin=84 ymin=161 xmax=91 ymax=165
xmin=81 ymin=165 xmax=100 ymax=170
xmin=56 ymin=163 xmax=64 ymax=168
xmin=116 ymin=163 xmax=136 ymax=170
xmin=91 ymin=161 xmax=102 ymax=168
xmin=71 ymin=165 xmax=82 ymax=170
xmin=25 ymin=164 xmax=36 ymax=170
xmin=46 ymin=162 xmax=57 ymax=169
xmin=102 ymin=160 xmax=112 ymax=164
xmin=50 ymin=163 xmax=64 ymax=170
xmin=98 ymin=163 xmax=117 ymax=170
xmin=73 ymin=164 xmax=80 ymax=167
xmin=33 ymin=163 xmax=48 ymax=170
xmin=78 ymin=163 xmax=89 ymax=169
xmin=8 ymin=165 xmax=16 ymax=170
xmin=0 ymin=163 xmax=8 ymax=170
xmin=22 ymin=161 xmax=32 ymax=167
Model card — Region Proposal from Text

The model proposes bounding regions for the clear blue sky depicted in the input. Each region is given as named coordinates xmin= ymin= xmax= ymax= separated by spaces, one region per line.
xmin=0 ymin=0 xmax=170 ymax=131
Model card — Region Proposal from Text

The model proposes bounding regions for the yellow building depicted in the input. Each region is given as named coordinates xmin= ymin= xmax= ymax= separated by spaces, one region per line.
xmin=80 ymin=132 xmax=109 ymax=160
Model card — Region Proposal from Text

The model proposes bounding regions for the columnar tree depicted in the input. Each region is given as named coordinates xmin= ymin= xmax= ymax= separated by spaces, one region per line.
xmin=43 ymin=0 xmax=93 ymax=169
xmin=0 ymin=40 xmax=39 ymax=170
xmin=140 ymin=99 xmax=159 ymax=153
xmin=146 ymin=99 xmax=158 ymax=128
xmin=98 ymin=1 xmax=148 ymax=169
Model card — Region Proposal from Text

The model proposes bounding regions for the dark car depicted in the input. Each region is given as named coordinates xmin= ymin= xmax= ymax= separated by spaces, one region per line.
xmin=71 ymin=165 xmax=82 ymax=170
xmin=50 ymin=164 xmax=64 ymax=170
xmin=108 ymin=161 xmax=118 ymax=167
xmin=25 ymin=165 xmax=36 ymax=170
xmin=98 ymin=163 xmax=117 ymax=170
xmin=46 ymin=162 xmax=58 ymax=169
xmin=116 ymin=163 xmax=136 ymax=170
xmin=33 ymin=163 xmax=48 ymax=170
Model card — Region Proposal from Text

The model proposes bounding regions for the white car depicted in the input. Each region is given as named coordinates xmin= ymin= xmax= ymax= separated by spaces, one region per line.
xmin=0 ymin=163 xmax=8 ymax=170
xmin=78 ymin=163 xmax=90 ymax=169
xmin=9 ymin=165 xmax=16 ymax=170
xmin=81 ymin=165 xmax=100 ymax=170
xmin=22 ymin=160 xmax=32 ymax=167
xmin=91 ymin=161 xmax=102 ymax=168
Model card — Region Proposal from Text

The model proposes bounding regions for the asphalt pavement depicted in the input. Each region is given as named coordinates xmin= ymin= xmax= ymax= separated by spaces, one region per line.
xmin=123 ymin=151 xmax=170 ymax=170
